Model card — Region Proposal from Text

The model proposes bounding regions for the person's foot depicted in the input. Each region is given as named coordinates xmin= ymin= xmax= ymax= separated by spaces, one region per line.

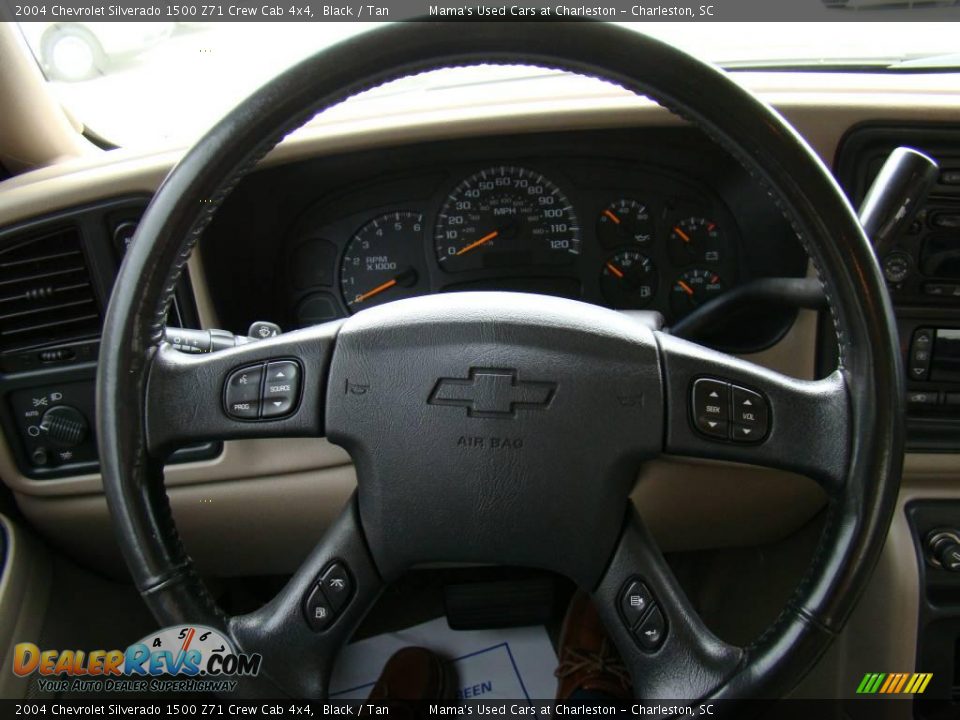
xmin=367 ymin=646 xmax=456 ymax=700
xmin=555 ymin=592 xmax=632 ymax=700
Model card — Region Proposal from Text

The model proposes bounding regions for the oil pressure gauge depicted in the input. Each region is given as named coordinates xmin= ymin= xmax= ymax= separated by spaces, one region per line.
xmin=596 ymin=199 xmax=654 ymax=248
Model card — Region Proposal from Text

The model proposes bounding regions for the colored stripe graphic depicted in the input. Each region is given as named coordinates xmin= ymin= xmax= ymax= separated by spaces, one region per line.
xmin=857 ymin=672 xmax=932 ymax=694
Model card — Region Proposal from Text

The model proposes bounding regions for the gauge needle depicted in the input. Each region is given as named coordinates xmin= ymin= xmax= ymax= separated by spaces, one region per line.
xmin=602 ymin=209 xmax=621 ymax=225
xmin=354 ymin=278 xmax=398 ymax=304
xmin=455 ymin=230 xmax=499 ymax=256
xmin=605 ymin=261 xmax=625 ymax=279
xmin=677 ymin=280 xmax=695 ymax=296
xmin=673 ymin=226 xmax=692 ymax=244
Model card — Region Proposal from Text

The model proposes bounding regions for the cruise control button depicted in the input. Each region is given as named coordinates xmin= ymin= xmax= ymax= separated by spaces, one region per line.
xmin=262 ymin=360 xmax=301 ymax=418
xmin=619 ymin=580 xmax=653 ymax=628
xmin=224 ymin=364 xmax=264 ymax=419
xmin=319 ymin=563 xmax=353 ymax=612
xmin=303 ymin=585 xmax=335 ymax=632
xmin=634 ymin=606 xmax=666 ymax=651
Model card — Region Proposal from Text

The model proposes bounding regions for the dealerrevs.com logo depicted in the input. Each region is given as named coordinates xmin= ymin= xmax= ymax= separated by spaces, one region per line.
xmin=12 ymin=625 xmax=261 ymax=694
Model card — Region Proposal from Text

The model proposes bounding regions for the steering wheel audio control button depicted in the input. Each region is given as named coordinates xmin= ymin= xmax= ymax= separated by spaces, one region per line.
xmin=224 ymin=363 xmax=265 ymax=419
xmin=731 ymin=385 xmax=769 ymax=441
xmin=619 ymin=579 xmax=653 ymax=628
xmin=303 ymin=584 xmax=335 ymax=632
xmin=691 ymin=378 xmax=730 ymax=438
xmin=319 ymin=562 xmax=353 ymax=612
xmin=634 ymin=606 xmax=667 ymax=652
xmin=262 ymin=360 xmax=301 ymax=419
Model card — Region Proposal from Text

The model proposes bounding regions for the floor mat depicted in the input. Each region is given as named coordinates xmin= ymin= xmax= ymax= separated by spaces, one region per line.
xmin=330 ymin=616 xmax=558 ymax=700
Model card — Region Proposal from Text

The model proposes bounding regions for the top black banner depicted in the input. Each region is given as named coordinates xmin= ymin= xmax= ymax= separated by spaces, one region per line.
xmin=2 ymin=0 xmax=960 ymax=22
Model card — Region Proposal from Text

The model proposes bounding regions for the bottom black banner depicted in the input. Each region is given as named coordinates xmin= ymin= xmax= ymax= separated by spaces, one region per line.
xmin=0 ymin=698 xmax=945 ymax=720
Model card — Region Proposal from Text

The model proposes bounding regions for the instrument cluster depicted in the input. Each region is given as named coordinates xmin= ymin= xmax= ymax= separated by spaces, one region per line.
xmin=285 ymin=160 xmax=742 ymax=327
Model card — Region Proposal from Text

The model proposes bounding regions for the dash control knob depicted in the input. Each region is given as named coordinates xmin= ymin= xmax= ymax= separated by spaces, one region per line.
xmin=927 ymin=530 xmax=960 ymax=572
xmin=39 ymin=405 xmax=89 ymax=447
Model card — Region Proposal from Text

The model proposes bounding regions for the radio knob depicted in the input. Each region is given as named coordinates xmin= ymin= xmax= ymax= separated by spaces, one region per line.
xmin=39 ymin=405 xmax=89 ymax=448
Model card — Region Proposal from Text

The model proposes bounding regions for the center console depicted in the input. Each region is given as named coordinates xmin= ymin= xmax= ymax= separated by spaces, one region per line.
xmin=836 ymin=124 xmax=960 ymax=452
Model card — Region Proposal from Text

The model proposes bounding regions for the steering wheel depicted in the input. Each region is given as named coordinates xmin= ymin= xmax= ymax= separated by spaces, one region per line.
xmin=97 ymin=22 xmax=903 ymax=700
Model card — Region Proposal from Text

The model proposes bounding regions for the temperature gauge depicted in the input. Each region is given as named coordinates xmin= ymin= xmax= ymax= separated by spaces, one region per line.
xmin=670 ymin=268 xmax=725 ymax=319
xmin=600 ymin=250 xmax=658 ymax=309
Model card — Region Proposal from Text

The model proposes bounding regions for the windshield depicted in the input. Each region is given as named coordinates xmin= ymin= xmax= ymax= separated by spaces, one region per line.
xmin=13 ymin=20 xmax=960 ymax=149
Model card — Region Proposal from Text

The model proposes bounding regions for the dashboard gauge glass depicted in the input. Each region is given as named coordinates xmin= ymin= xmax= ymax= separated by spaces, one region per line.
xmin=668 ymin=216 xmax=725 ymax=266
xmin=597 ymin=198 xmax=654 ymax=248
xmin=600 ymin=250 xmax=658 ymax=309
xmin=340 ymin=211 xmax=426 ymax=311
xmin=670 ymin=268 xmax=726 ymax=319
xmin=434 ymin=166 xmax=580 ymax=272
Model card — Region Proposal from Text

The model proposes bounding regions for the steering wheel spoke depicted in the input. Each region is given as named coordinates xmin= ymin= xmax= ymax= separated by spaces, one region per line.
xmin=144 ymin=321 xmax=342 ymax=457
xmin=230 ymin=496 xmax=384 ymax=698
xmin=592 ymin=507 xmax=743 ymax=699
xmin=657 ymin=332 xmax=851 ymax=493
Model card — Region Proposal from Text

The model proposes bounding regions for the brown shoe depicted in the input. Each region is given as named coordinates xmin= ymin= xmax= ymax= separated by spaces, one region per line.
xmin=367 ymin=646 xmax=456 ymax=700
xmin=555 ymin=592 xmax=632 ymax=700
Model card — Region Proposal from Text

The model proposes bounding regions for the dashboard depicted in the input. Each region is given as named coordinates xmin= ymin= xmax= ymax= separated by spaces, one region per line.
xmin=201 ymin=127 xmax=809 ymax=353
xmin=295 ymin=161 xmax=737 ymax=323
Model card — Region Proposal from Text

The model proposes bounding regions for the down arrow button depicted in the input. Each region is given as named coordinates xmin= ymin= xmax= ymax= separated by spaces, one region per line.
xmin=262 ymin=360 xmax=302 ymax=419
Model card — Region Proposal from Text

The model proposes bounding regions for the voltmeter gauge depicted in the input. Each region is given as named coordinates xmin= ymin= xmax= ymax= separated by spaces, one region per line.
xmin=668 ymin=216 xmax=724 ymax=265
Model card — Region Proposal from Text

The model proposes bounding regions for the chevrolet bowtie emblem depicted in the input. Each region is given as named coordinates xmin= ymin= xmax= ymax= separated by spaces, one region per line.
xmin=428 ymin=368 xmax=556 ymax=418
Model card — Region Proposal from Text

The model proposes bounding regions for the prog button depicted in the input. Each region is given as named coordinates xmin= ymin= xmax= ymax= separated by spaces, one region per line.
xmin=224 ymin=364 xmax=264 ymax=419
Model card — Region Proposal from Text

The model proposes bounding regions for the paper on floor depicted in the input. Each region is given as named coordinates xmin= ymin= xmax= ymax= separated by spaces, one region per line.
xmin=329 ymin=616 xmax=558 ymax=701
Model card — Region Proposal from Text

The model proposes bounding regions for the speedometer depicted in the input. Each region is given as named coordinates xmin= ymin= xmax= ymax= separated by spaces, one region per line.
xmin=434 ymin=166 xmax=580 ymax=272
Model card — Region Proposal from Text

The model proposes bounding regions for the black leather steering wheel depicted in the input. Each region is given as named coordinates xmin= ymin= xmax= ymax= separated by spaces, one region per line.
xmin=97 ymin=22 xmax=904 ymax=701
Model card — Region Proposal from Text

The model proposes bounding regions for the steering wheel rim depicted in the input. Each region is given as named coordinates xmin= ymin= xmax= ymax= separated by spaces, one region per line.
xmin=97 ymin=21 xmax=904 ymax=700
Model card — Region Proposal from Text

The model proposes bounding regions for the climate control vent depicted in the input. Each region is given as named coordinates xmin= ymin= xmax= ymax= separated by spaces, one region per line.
xmin=0 ymin=226 xmax=100 ymax=355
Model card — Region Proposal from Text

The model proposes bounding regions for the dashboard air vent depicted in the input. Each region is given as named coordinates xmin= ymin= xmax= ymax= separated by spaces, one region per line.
xmin=0 ymin=226 xmax=100 ymax=354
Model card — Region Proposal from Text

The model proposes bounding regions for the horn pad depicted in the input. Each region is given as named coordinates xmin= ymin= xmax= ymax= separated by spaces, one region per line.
xmin=325 ymin=292 xmax=663 ymax=585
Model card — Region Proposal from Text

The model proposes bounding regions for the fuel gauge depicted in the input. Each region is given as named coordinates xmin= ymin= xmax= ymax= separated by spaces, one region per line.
xmin=600 ymin=250 xmax=658 ymax=309
xmin=670 ymin=268 xmax=725 ymax=319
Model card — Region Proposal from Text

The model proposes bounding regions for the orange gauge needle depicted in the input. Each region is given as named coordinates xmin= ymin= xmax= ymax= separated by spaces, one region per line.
xmin=605 ymin=261 xmax=625 ymax=279
xmin=602 ymin=209 xmax=621 ymax=225
xmin=677 ymin=280 xmax=695 ymax=296
xmin=353 ymin=278 xmax=397 ymax=304
xmin=455 ymin=230 xmax=499 ymax=256
xmin=673 ymin=226 xmax=692 ymax=244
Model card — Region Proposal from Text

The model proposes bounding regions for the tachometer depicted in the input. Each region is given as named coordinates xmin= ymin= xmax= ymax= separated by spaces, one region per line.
xmin=340 ymin=211 xmax=426 ymax=311
xmin=434 ymin=166 xmax=580 ymax=272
